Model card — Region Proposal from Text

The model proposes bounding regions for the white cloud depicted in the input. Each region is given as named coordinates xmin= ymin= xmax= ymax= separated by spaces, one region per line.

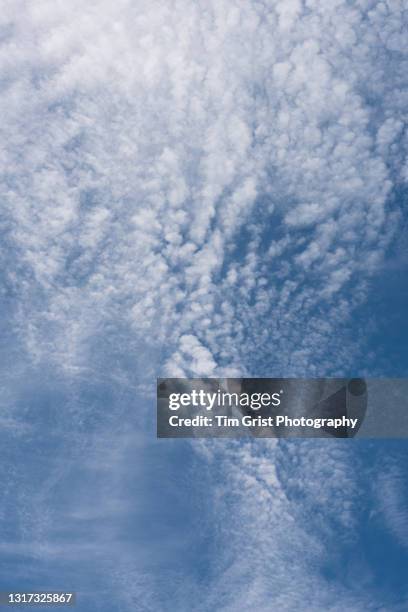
xmin=1 ymin=0 xmax=406 ymax=377
xmin=377 ymin=461 xmax=408 ymax=548
xmin=1 ymin=1 xmax=407 ymax=609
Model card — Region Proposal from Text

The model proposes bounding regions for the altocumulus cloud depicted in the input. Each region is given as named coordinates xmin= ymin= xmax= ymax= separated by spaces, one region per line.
xmin=1 ymin=0 xmax=407 ymax=376
xmin=0 ymin=0 xmax=407 ymax=610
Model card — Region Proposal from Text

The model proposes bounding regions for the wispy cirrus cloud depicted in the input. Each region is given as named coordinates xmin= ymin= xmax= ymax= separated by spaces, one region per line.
xmin=377 ymin=459 xmax=408 ymax=549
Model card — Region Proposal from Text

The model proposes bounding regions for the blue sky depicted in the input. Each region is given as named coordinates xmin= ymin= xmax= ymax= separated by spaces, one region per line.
xmin=1 ymin=0 xmax=408 ymax=610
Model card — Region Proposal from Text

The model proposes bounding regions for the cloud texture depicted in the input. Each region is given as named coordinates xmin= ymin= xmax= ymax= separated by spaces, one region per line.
xmin=1 ymin=0 xmax=407 ymax=376
xmin=1 ymin=0 xmax=408 ymax=610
